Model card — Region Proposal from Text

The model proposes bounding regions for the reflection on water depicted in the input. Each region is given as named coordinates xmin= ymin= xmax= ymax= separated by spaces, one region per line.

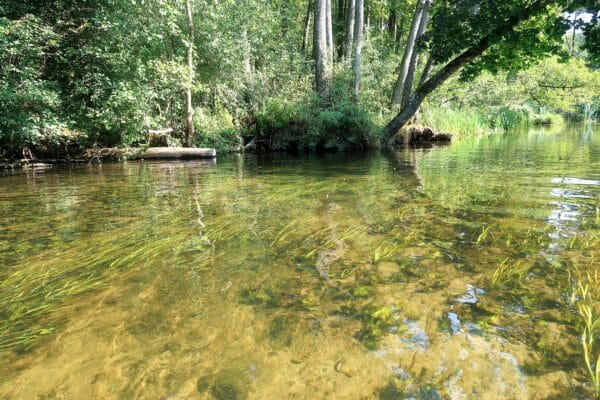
xmin=0 ymin=125 xmax=599 ymax=399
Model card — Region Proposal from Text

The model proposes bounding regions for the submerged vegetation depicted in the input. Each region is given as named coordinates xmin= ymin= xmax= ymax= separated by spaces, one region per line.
xmin=1 ymin=126 xmax=600 ymax=398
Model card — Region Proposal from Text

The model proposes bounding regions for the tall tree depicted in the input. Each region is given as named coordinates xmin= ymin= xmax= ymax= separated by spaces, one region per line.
xmin=353 ymin=0 xmax=364 ymax=98
xmin=401 ymin=0 xmax=430 ymax=109
xmin=391 ymin=0 xmax=427 ymax=105
xmin=343 ymin=0 xmax=356 ymax=61
xmin=314 ymin=0 xmax=331 ymax=100
xmin=326 ymin=0 xmax=334 ymax=62
xmin=184 ymin=0 xmax=195 ymax=147
xmin=302 ymin=0 xmax=313 ymax=53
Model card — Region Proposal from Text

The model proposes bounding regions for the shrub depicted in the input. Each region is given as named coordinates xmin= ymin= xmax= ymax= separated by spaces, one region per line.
xmin=530 ymin=112 xmax=564 ymax=126
xmin=194 ymin=106 xmax=242 ymax=152
xmin=254 ymin=97 xmax=378 ymax=152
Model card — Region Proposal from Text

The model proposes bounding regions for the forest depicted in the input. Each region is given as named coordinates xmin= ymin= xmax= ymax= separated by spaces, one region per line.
xmin=1 ymin=0 xmax=599 ymax=156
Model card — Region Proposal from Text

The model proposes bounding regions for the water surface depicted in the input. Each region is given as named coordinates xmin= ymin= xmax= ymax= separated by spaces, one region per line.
xmin=1 ymin=125 xmax=599 ymax=399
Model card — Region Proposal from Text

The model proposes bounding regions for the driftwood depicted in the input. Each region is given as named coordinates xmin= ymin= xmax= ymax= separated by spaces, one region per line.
xmin=141 ymin=147 xmax=216 ymax=159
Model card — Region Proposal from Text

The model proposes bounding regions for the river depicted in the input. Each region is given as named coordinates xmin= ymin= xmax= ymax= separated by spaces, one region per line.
xmin=1 ymin=124 xmax=599 ymax=399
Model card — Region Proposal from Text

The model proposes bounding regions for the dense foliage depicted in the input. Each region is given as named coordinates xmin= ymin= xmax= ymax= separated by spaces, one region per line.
xmin=0 ymin=0 xmax=599 ymax=156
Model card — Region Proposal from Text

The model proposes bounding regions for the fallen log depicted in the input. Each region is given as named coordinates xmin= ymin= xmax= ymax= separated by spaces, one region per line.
xmin=141 ymin=147 xmax=216 ymax=159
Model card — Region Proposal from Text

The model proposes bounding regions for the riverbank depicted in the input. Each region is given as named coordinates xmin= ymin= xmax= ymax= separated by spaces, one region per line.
xmin=1 ymin=124 xmax=452 ymax=172
xmin=1 ymin=147 xmax=217 ymax=171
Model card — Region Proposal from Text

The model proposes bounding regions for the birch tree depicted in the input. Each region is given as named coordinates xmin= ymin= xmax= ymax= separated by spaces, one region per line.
xmin=314 ymin=0 xmax=331 ymax=100
xmin=391 ymin=0 xmax=426 ymax=105
xmin=352 ymin=0 xmax=364 ymax=98
xmin=343 ymin=0 xmax=356 ymax=61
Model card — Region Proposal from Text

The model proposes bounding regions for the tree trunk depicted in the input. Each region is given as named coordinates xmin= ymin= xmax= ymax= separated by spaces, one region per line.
xmin=314 ymin=0 xmax=330 ymax=100
xmin=383 ymin=0 xmax=551 ymax=144
xmin=389 ymin=10 xmax=397 ymax=41
xmin=396 ymin=13 xmax=405 ymax=53
xmin=242 ymin=26 xmax=255 ymax=110
xmin=185 ymin=0 xmax=195 ymax=147
xmin=343 ymin=0 xmax=356 ymax=61
xmin=338 ymin=0 xmax=345 ymax=20
xmin=400 ymin=0 xmax=430 ymax=109
xmin=353 ymin=0 xmax=364 ymax=99
xmin=326 ymin=0 xmax=334 ymax=63
xmin=302 ymin=0 xmax=313 ymax=53
xmin=418 ymin=55 xmax=433 ymax=86
xmin=391 ymin=0 xmax=426 ymax=105
xmin=142 ymin=147 xmax=216 ymax=159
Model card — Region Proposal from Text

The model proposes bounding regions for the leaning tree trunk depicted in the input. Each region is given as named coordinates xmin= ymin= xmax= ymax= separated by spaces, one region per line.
xmin=383 ymin=0 xmax=550 ymax=144
xmin=314 ymin=0 xmax=331 ymax=100
xmin=352 ymin=0 xmax=364 ymax=99
xmin=343 ymin=0 xmax=356 ymax=61
xmin=184 ymin=0 xmax=195 ymax=147
xmin=391 ymin=0 xmax=426 ymax=105
xmin=400 ymin=0 xmax=430 ymax=109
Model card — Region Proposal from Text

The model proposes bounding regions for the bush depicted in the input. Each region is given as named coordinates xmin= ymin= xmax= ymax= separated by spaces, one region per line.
xmin=530 ymin=112 xmax=564 ymax=126
xmin=194 ymin=106 xmax=242 ymax=152
xmin=254 ymin=98 xmax=378 ymax=152
xmin=0 ymin=15 xmax=74 ymax=155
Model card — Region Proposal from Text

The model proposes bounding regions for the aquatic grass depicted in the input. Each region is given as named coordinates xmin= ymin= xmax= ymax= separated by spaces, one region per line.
xmin=491 ymin=259 xmax=532 ymax=288
xmin=580 ymin=304 xmax=600 ymax=399
xmin=567 ymin=265 xmax=600 ymax=398
xmin=0 ymin=229 xmax=178 ymax=352
xmin=476 ymin=226 xmax=491 ymax=247
xmin=372 ymin=243 xmax=398 ymax=264
xmin=582 ymin=328 xmax=600 ymax=399
xmin=270 ymin=219 xmax=300 ymax=247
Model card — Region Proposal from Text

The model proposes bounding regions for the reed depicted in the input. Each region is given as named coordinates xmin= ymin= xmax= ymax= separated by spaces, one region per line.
xmin=487 ymin=106 xmax=530 ymax=130
xmin=420 ymin=107 xmax=487 ymax=138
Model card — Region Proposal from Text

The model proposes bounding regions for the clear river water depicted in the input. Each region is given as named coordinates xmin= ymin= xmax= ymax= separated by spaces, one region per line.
xmin=1 ymin=124 xmax=599 ymax=399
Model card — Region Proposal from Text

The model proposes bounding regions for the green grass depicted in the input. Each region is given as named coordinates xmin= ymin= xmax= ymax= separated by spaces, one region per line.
xmin=420 ymin=107 xmax=488 ymax=138
xmin=487 ymin=106 xmax=530 ymax=130
xmin=420 ymin=106 xmax=532 ymax=138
